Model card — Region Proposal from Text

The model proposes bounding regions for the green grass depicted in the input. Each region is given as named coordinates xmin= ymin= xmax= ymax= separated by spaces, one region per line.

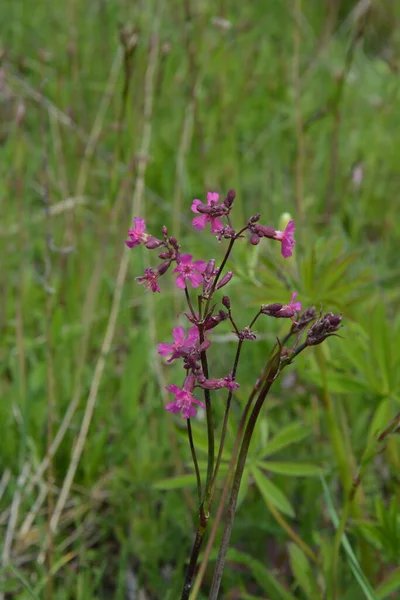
xmin=1 ymin=0 xmax=400 ymax=598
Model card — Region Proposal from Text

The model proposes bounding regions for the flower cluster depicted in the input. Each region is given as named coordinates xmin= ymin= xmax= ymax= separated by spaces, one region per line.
xmin=125 ymin=189 xmax=341 ymax=419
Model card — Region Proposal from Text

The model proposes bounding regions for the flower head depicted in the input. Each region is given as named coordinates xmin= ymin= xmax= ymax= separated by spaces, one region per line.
xmin=273 ymin=220 xmax=296 ymax=258
xmin=173 ymin=254 xmax=207 ymax=289
xmin=125 ymin=217 xmax=148 ymax=248
xmin=158 ymin=326 xmax=199 ymax=362
xmin=191 ymin=191 xmax=225 ymax=233
xmin=136 ymin=268 xmax=161 ymax=293
xmin=165 ymin=376 xmax=205 ymax=419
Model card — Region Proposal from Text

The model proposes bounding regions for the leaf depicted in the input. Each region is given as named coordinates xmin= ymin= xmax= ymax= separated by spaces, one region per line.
xmin=320 ymin=476 xmax=378 ymax=600
xmin=252 ymin=465 xmax=295 ymax=518
xmin=288 ymin=543 xmax=321 ymax=600
xmin=225 ymin=548 xmax=297 ymax=600
xmin=258 ymin=460 xmax=328 ymax=477
xmin=259 ymin=422 xmax=311 ymax=458
xmin=153 ymin=474 xmax=197 ymax=490
xmin=376 ymin=566 xmax=400 ymax=599
xmin=367 ymin=399 xmax=392 ymax=442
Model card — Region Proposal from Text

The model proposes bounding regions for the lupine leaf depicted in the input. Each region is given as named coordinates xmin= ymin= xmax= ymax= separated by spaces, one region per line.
xmin=252 ymin=465 xmax=295 ymax=517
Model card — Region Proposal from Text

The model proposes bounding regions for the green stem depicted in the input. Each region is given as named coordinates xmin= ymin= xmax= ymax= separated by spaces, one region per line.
xmin=209 ymin=350 xmax=281 ymax=599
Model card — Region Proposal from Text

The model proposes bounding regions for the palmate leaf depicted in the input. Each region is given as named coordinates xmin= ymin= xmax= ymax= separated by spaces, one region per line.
xmin=258 ymin=422 xmax=311 ymax=458
xmin=251 ymin=465 xmax=295 ymax=518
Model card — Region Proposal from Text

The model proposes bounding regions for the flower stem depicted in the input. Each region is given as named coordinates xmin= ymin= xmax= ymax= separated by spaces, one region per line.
xmin=187 ymin=419 xmax=202 ymax=504
xmin=210 ymin=340 xmax=243 ymax=495
xmin=180 ymin=507 xmax=208 ymax=600
xmin=209 ymin=350 xmax=281 ymax=599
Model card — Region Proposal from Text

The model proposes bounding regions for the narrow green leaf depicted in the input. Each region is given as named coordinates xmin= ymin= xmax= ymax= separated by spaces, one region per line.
xmin=252 ymin=466 xmax=295 ymax=518
xmin=153 ymin=474 xmax=197 ymax=490
xmin=320 ymin=476 xmax=378 ymax=600
xmin=258 ymin=460 xmax=328 ymax=476
xmin=260 ymin=422 xmax=311 ymax=458
xmin=288 ymin=543 xmax=321 ymax=600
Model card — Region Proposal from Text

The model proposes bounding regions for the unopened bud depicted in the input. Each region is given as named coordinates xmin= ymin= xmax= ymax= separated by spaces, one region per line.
xmin=216 ymin=271 xmax=233 ymax=290
xmin=222 ymin=295 xmax=231 ymax=309
xmin=157 ymin=261 xmax=171 ymax=276
xmin=204 ymin=259 xmax=216 ymax=279
xmin=145 ymin=237 xmax=163 ymax=249
xmin=250 ymin=233 xmax=260 ymax=245
xmin=224 ymin=189 xmax=236 ymax=207
xmin=306 ymin=313 xmax=342 ymax=346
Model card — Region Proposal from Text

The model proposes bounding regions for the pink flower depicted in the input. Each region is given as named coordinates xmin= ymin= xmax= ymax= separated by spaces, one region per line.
xmin=136 ymin=268 xmax=161 ymax=293
xmin=173 ymin=254 xmax=207 ymax=289
xmin=165 ymin=383 xmax=205 ymax=419
xmin=286 ymin=291 xmax=302 ymax=312
xmin=191 ymin=192 xmax=224 ymax=233
xmin=273 ymin=220 xmax=296 ymax=258
xmin=125 ymin=217 xmax=149 ymax=248
xmin=158 ymin=326 xmax=199 ymax=362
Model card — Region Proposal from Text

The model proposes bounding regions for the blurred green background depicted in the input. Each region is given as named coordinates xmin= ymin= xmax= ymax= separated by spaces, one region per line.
xmin=1 ymin=0 xmax=400 ymax=598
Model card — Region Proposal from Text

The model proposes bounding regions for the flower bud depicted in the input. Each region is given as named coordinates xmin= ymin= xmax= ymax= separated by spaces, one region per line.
xmin=306 ymin=313 xmax=342 ymax=346
xmin=216 ymin=271 xmax=233 ymax=290
xmin=224 ymin=189 xmax=236 ymax=207
xmin=145 ymin=236 xmax=164 ymax=249
xmin=157 ymin=261 xmax=171 ymax=276
xmin=222 ymin=295 xmax=231 ymax=309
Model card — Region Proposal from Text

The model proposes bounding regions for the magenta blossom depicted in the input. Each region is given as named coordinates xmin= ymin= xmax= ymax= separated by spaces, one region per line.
xmin=136 ymin=268 xmax=161 ymax=293
xmin=285 ymin=291 xmax=302 ymax=312
xmin=166 ymin=374 xmax=205 ymax=419
xmin=173 ymin=254 xmax=207 ymax=289
xmin=273 ymin=220 xmax=296 ymax=258
xmin=158 ymin=326 xmax=199 ymax=362
xmin=125 ymin=217 xmax=148 ymax=248
xmin=191 ymin=192 xmax=224 ymax=233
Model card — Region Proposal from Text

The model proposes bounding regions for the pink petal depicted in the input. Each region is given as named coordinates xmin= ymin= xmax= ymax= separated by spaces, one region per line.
xmin=210 ymin=217 xmax=224 ymax=233
xmin=281 ymin=241 xmax=293 ymax=258
xmin=188 ymin=272 xmax=204 ymax=288
xmin=192 ymin=260 xmax=207 ymax=272
xmin=172 ymin=326 xmax=186 ymax=344
xmin=175 ymin=274 xmax=186 ymax=289
xmin=133 ymin=217 xmax=146 ymax=233
xmin=207 ymin=192 xmax=220 ymax=204
xmin=125 ymin=239 xmax=140 ymax=248
xmin=166 ymin=401 xmax=181 ymax=414
xmin=178 ymin=254 xmax=193 ymax=265
xmin=284 ymin=220 xmax=295 ymax=235
xmin=166 ymin=384 xmax=180 ymax=394
xmin=157 ymin=342 xmax=174 ymax=356
xmin=182 ymin=404 xmax=197 ymax=419
xmin=187 ymin=326 xmax=199 ymax=343
xmin=191 ymin=199 xmax=203 ymax=214
xmin=192 ymin=215 xmax=207 ymax=230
